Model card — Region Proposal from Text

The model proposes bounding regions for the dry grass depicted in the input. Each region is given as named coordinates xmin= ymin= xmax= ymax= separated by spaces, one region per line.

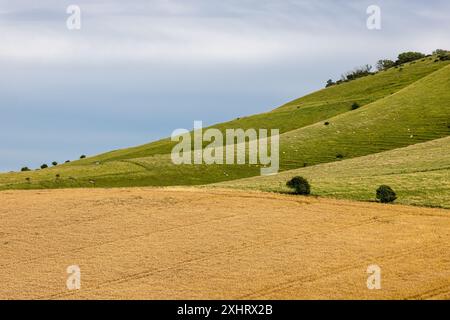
xmin=0 ymin=187 xmax=449 ymax=300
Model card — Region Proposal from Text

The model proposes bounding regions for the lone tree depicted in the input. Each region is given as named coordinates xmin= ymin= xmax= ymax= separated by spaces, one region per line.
xmin=286 ymin=176 xmax=311 ymax=195
xmin=376 ymin=185 xmax=397 ymax=203
xmin=40 ymin=164 xmax=48 ymax=169
xmin=52 ymin=161 xmax=58 ymax=166
xmin=21 ymin=167 xmax=31 ymax=172
xmin=80 ymin=155 xmax=86 ymax=159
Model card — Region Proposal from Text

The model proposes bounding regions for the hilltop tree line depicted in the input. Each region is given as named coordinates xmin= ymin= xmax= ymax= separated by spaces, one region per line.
xmin=20 ymin=154 xmax=87 ymax=172
xmin=325 ymin=49 xmax=450 ymax=88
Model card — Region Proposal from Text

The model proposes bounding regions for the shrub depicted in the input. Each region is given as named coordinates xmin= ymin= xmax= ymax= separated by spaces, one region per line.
xmin=342 ymin=65 xmax=373 ymax=81
xmin=80 ymin=155 xmax=86 ymax=159
xmin=52 ymin=161 xmax=58 ymax=166
xmin=438 ymin=53 xmax=450 ymax=61
xmin=324 ymin=121 xmax=330 ymax=126
xmin=21 ymin=167 xmax=30 ymax=172
xmin=25 ymin=177 xmax=31 ymax=183
xmin=286 ymin=176 xmax=311 ymax=195
xmin=433 ymin=49 xmax=449 ymax=55
xmin=336 ymin=153 xmax=344 ymax=159
xmin=396 ymin=51 xmax=425 ymax=65
xmin=351 ymin=102 xmax=360 ymax=110
xmin=40 ymin=164 xmax=48 ymax=169
xmin=65 ymin=160 xmax=71 ymax=163
xmin=376 ymin=185 xmax=397 ymax=203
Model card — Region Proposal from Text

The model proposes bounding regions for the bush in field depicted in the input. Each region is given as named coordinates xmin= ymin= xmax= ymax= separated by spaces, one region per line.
xmin=396 ymin=52 xmax=425 ymax=65
xmin=286 ymin=176 xmax=311 ymax=195
xmin=21 ymin=167 xmax=30 ymax=172
xmin=40 ymin=164 xmax=48 ymax=169
xmin=80 ymin=155 xmax=86 ymax=159
xmin=342 ymin=65 xmax=373 ymax=81
xmin=52 ymin=161 xmax=58 ymax=166
xmin=376 ymin=185 xmax=397 ymax=203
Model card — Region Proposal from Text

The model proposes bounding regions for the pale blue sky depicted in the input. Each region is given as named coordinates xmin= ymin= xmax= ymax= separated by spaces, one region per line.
xmin=1 ymin=0 xmax=449 ymax=171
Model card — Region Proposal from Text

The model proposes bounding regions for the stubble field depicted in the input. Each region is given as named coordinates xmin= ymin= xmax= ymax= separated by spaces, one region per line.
xmin=0 ymin=187 xmax=449 ymax=300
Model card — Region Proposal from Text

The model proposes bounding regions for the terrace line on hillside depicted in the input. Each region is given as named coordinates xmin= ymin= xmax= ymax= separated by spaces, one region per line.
xmin=171 ymin=121 xmax=280 ymax=175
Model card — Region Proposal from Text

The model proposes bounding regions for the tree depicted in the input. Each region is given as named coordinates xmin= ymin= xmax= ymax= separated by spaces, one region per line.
xmin=325 ymin=79 xmax=335 ymax=88
xmin=343 ymin=65 xmax=373 ymax=81
xmin=52 ymin=161 xmax=58 ymax=166
xmin=351 ymin=102 xmax=360 ymax=110
xmin=286 ymin=176 xmax=311 ymax=195
xmin=396 ymin=52 xmax=425 ymax=65
xmin=433 ymin=49 xmax=449 ymax=55
xmin=40 ymin=164 xmax=48 ymax=169
xmin=21 ymin=167 xmax=31 ymax=172
xmin=376 ymin=59 xmax=395 ymax=71
xmin=376 ymin=185 xmax=397 ymax=203
xmin=80 ymin=155 xmax=86 ymax=159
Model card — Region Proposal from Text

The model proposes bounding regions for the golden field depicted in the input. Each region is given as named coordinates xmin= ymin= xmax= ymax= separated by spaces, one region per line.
xmin=0 ymin=187 xmax=449 ymax=300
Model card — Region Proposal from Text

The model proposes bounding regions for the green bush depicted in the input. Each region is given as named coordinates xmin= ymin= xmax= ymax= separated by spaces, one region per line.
xmin=40 ymin=164 xmax=48 ymax=169
xmin=376 ymin=185 xmax=397 ymax=203
xmin=376 ymin=59 xmax=395 ymax=71
xmin=438 ymin=54 xmax=450 ymax=61
xmin=342 ymin=65 xmax=372 ymax=81
xmin=52 ymin=161 xmax=58 ymax=166
xmin=325 ymin=79 xmax=335 ymax=88
xmin=21 ymin=167 xmax=30 ymax=172
xmin=433 ymin=49 xmax=449 ymax=55
xmin=286 ymin=176 xmax=311 ymax=195
xmin=80 ymin=155 xmax=86 ymax=159
xmin=351 ymin=102 xmax=360 ymax=110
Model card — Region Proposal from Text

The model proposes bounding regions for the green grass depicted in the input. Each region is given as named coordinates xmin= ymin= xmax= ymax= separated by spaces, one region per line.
xmin=214 ymin=136 xmax=450 ymax=208
xmin=0 ymin=56 xmax=449 ymax=196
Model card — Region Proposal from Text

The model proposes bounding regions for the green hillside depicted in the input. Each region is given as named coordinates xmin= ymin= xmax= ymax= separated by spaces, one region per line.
xmin=214 ymin=136 xmax=450 ymax=208
xmin=82 ymin=55 xmax=448 ymax=161
xmin=0 ymin=56 xmax=449 ymax=193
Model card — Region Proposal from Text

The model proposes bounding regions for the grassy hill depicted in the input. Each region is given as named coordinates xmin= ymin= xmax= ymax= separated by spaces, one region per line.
xmin=0 ymin=56 xmax=449 ymax=199
xmin=214 ymin=136 xmax=450 ymax=208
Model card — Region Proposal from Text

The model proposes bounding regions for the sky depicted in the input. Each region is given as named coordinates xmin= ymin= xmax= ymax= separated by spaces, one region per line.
xmin=1 ymin=0 xmax=449 ymax=172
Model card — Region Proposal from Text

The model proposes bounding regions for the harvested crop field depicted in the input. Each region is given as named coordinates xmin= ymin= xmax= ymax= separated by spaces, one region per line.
xmin=0 ymin=187 xmax=449 ymax=300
